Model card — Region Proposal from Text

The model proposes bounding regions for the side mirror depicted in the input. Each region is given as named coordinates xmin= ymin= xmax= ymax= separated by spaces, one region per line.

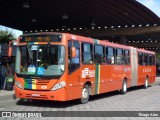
xmin=8 ymin=42 xmax=13 ymax=57
xmin=71 ymin=47 xmax=76 ymax=58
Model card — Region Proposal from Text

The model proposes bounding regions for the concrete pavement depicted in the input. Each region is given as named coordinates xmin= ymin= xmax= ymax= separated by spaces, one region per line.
xmin=0 ymin=77 xmax=159 ymax=120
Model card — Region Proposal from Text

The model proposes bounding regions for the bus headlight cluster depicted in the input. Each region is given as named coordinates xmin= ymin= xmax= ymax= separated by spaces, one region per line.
xmin=15 ymin=81 xmax=24 ymax=89
xmin=51 ymin=81 xmax=66 ymax=91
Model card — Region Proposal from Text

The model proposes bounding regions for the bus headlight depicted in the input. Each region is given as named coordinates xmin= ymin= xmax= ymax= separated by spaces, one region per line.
xmin=15 ymin=81 xmax=23 ymax=89
xmin=51 ymin=81 xmax=66 ymax=91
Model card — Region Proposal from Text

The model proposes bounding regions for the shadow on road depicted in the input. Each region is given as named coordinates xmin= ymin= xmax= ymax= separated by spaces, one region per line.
xmin=16 ymin=85 xmax=151 ymax=108
xmin=16 ymin=98 xmax=81 ymax=108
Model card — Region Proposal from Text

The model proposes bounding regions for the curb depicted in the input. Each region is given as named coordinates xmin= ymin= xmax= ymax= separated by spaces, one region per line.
xmin=0 ymin=90 xmax=14 ymax=97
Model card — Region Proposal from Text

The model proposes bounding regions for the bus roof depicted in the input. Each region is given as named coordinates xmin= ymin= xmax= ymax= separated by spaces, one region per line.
xmin=20 ymin=32 xmax=155 ymax=54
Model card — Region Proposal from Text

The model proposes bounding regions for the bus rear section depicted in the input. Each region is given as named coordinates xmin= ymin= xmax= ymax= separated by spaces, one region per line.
xmin=130 ymin=47 xmax=156 ymax=88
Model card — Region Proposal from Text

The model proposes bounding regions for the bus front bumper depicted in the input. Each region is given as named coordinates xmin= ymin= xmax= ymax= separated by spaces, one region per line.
xmin=14 ymin=86 xmax=66 ymax=101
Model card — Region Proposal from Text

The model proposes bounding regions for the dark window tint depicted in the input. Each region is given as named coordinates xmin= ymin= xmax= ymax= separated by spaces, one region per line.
xmin=116 ymin=48 xmax=123 ymax=65
xmin=144 ymin=53 xmax=149 ymax=65
xmin=149 ymin=54 xmax=155 ymax=66
xmin=124 ymin=50 xmax=130 ymax=65
xmin=106 ymin=47 xmax=115 ymax=64
xmin=82 ymin=43 xmax=93 ymax=64
xmin=94 ymin=45 xmax=105 ymax=64
xmin=138 ymin=52 xmax=144 ymax=65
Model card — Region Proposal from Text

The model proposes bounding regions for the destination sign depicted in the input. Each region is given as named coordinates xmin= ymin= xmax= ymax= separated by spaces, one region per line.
xmin=20 ymin=35 xmax=62 ymax=43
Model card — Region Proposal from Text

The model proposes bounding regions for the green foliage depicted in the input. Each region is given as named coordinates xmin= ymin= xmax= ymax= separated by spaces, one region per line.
xmin=156 ymin=52 xmax=160 ymax=59
xmin=0 ymin=30 xmax=16 ymax=44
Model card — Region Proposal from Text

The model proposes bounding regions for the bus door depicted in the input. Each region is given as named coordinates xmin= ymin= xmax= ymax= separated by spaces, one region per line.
xmin=67 ymin=40 xmax=81 ymax=100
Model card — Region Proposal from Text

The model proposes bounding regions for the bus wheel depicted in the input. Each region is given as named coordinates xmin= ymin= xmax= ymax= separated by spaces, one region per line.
xmin=120 ymin=79 xmax=127 ymax=94
xmin=144 ymin=77 xmax=148 ymax=89
xmin=80 ymin=84 xmax=89 ymax=104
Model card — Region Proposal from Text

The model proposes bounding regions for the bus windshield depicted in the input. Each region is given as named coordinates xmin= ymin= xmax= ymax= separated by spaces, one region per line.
xmin=15 ymin=44 xmax=65 ymax=78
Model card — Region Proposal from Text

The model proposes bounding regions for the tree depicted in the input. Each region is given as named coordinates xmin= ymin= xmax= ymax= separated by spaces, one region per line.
xmin=0 ymin=30 xmax=16 ymax=44
xmin=156 ymin=52 xmax=160 ymax=60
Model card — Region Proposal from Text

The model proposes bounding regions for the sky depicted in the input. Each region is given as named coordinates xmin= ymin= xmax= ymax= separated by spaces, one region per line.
xmin=0 ymin=0 xmax=160 ymax=38
xmin=138 ymin=0 xmax=160 ymax=17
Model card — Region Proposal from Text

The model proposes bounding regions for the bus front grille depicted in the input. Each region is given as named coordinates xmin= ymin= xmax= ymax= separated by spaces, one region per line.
xmin=24 ymin=80 xmax=50 ymax=85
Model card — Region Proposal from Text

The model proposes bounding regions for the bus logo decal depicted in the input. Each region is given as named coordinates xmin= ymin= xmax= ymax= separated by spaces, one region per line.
xmin=143 ymin=68 xmax=152 ymax=73
xmin=81 ymin=68 xmax=95 ymax=78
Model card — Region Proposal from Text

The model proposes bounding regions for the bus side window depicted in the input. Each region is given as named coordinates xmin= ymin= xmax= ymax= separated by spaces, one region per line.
xmin=94 ymin=45 xmax=105 ymax=64
xmin=116 ymin=48 xmax=123 ymax=65
xmin=144 ymin=53 xmax=149 ymax=65
xmin=106 ymin=47 xmax=115 ymax=65
xmin=149 ymin=54 xmax=155 ymax=66
xmin=124 ymin=50 xmax=130 ymax=65
xmin=152 ymin=55 xmax=155 ymax=65
xmin=153 ymin=55 xmax=155 ymax=65
xmin=68 ymin=41 xmax=72 ymax=63
xmin=82 ymin=43 xmax=93 ymax=64
xmin=138 ymin=52 xmax=144 ymax=65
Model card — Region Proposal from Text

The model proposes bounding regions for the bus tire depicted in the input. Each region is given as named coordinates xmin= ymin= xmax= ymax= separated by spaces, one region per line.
xmin=120 ymin=79 xmax=127 ymax=94
xmin=80 ymin=84 xmax=89 ymax=104
xmin=144 ymin=77 xmax=148 ymax=89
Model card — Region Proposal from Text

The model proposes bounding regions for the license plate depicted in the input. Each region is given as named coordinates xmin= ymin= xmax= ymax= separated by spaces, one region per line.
xmin=31 ymin=93 xmax=40 ymax=97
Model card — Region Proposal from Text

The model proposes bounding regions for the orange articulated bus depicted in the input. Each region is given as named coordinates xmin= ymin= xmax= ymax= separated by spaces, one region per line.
xmin=8 ymin=32 xmax=156 ymax=104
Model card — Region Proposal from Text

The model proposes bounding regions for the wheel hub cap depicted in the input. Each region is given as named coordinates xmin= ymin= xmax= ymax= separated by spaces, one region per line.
xmin=146 ymin=80 xmax=148 ymax=87
xmin=123 ymin=82 xmax=127 ymax=92
xmin=82 ymin=88 xmax=88 ymax=99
